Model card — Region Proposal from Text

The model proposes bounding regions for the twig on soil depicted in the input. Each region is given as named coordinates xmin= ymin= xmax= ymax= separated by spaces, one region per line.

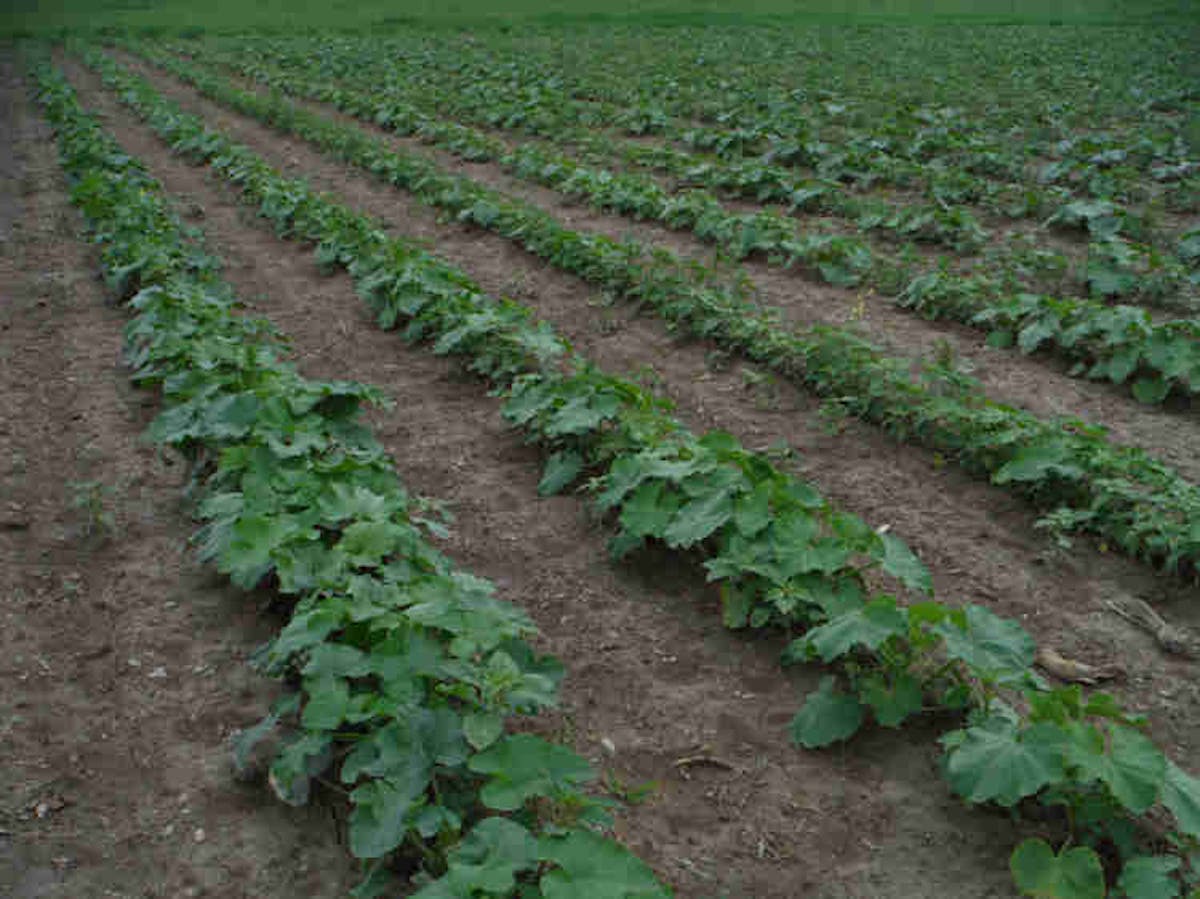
xmin=673 ymin=754 xmax=737 ymax=776
xmin=1105 ymin=596 xmax=1199 ymax=659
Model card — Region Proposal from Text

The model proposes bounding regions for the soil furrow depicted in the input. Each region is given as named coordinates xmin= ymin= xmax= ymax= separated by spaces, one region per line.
xmin=60 ymin=54 xmax=1200 ymax=773
xmin=52 ymin=54 xmax=1045 ymax=899
xmin=0 ymin=54 xmax=357 ymax=899
xmin=122 ymin=46 xmax=1200 ymax=486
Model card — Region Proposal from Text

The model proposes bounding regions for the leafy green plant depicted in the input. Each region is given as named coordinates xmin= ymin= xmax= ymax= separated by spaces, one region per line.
xmin=68 ymin=478 xmax=116 ymax=538
xmin=33 ymin=56 xmax=669 ymax=899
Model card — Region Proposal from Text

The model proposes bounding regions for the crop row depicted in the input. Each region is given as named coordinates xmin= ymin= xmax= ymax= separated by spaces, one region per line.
xmin=206 ymin=35 xmax=1200 ymax=319
xmin=181 ymin=36 xmax=1200 ymax=324
xmin=32 ymin=54 xmax=673 ymax=898
xmin=97 ymin=44 xmax=1200 ymax=580
xmin=252 ymin=32 xmax=1200 ymax=309
xmin=158 ymin=39 xmax=1200 ymax=403
xmin=75 ymin=44 xmax=1200 ymax=898
xmin=197 ymin=32 xmax=1199 ymax=257
xmin=174 ymin=38 xmax=992 ymax=255
xmin=412 ymin=28 xmax=1200 ymax=221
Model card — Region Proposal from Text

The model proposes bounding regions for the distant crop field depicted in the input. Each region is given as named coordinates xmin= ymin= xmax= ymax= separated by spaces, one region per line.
xmin=3 ymin=4 xmax=1199 ymax=899
xmin=3 ymin=0 xmax=1196 ymax=32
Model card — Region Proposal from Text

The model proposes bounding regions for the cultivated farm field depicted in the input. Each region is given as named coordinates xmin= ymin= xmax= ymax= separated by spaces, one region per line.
xmin=2 ymin=5 xmax=1199 ymax=898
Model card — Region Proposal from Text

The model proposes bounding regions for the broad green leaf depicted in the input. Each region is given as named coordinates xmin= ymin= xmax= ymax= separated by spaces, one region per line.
xmin=662 ymin=487 xmax=735 ymax=547
xmin=413 ymin=804 xmax=462 ymax=840
xmin=317 ymin=483 xmax=392 ymax=524
xmin=539 ymin=829 xmax=670 ymax=899
xmin=878 ymin=532 xmax=933 ymax=595
xmin=1010 ymin=839 xmax=1105 ymax=899
xmin=539 ymin=450 xmax=584 ymax=496
xmin=338 ymin=519 xmax=409 ymax=566
xmin=348 ymin=776 xmax=426 ymax=859
xmin=986 ymin=329 xmax=1015 ymax=349
xmin=545 ymin=392 xmax=622 ymax=436
xmin=720 ymin=583 xmax=754 ymax=629
xmin=1017 ymin=317 xmax=1059 ymax=354
xmin=304 ymin=643 xmax=372 ymax=678
xmin=274 ymin=543 xmax=350 ymax=594
xmin=468 ymin=734 xmax=594 ymax=811
xmin=223 ymin=513 xmax=313 ymax=589
xmin=937 ymin=605 xmax=1036 ymax=684
xmin=798 ymin=596 xmax=907 ymax=662
xmin=231 ymin=710 xmax=283 ymax=776
xmin=1116 ymin=856 xmax=1181 ymax=899
xmin=201 ymin=392 xmax=261 ymax=439
xmin=412 ymin=818 xmax=540 ymax=898
xmin=1064 ymin=723 xmax=1165 ymax=814
xmin=268 ymin=606 xmax=347 ymax=666
xmin=301 ymin=675 xmax=351 ymax=730
xmin=463 ymin=712 xmax=506 ymax=751
xmin=268 ymin=732 xmax=334 ymax=806
xmin=340 ymin=712 xmax=463 ymax=785
xmin=789 ymin=676 xmax=865 ymax=748
xmin=1088 ymin=266 xmax=1135 ymax=296
xmin=994 ymin=443 xmax=1084 ymax=484
xmin=786 ymin=538 xmax=853 ymax=577
xmin=1163 ymin=761 xmax=1200 ymax=839
xmin=1131 ymin=376 xmax=1170 ymax=405
xmin=861 ymin=672 xmax=924 ymax=728
xmin=732 ymin=481 xmax=772 ymax=537
xmin=944 ymin=720 xmax=1064 ymax=806
xmin=619 ymin=481 xmax=680 ymax=540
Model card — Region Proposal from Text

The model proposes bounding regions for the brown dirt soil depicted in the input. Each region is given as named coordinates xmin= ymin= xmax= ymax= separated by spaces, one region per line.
xmin=134 ymin=47 xmax=1200 ymax=486
xmin=51 ymin=47 xmax=1200 ymax=896
xmin=50 ymin=54 xmax=1036 ymax=899
xmin=0 ymin=56 xmax=360 ymax=898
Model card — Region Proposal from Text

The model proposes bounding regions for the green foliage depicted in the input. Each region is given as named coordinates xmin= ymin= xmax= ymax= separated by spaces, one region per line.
xmin=120 ymin=40 xmax=1200 ymax=582
xmin=194 ymin=29 xmax=1198 ymax=400
xmin=32 ymin=57 xmax=668 ymax=898
xmin=942 ymin=717 xmax=1066 ymax=807
xmin=411 ymin=818 xmax=538 ymax=898
xmin=468 ymin=734 xmax=595 ymax=811
xmin=66 ymin=44 xmax=1200 ymax=899
xmin=1010 ymin=839 xmax=1106 ymax=899
xmin=538 ymin=830 xmax=670 ymax=899
xmin=789 ymin=676 xmax=865 ymax=748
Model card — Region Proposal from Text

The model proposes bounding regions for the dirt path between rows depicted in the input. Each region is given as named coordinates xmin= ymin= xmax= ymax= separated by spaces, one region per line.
xmin=52 ymin=55 xmax=1037 ymax=899
xmin=0 ymin=54 xmax=358 ymax=899
xmin=135 ymin=47 xmax=1200 ymax=484
xmin=60 ymin=49 xmax=1200 ymax=896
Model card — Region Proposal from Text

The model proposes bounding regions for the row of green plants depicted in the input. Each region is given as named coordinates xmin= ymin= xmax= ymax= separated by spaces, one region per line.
xmin=157 ymin=39 xmax=1200 ymax=404
xmin=93 ymin=45 xmax=1200 ymax=582
xmin=194 ymin=33 xmax=1197 ymax=260
xmin=173 ymin=38 xmax=993 ymax=256
xmin=32 ymin=54 xmax=673 ymax=899
xmin=425 ymin=28 xmax=1199 ymax=223
xmin=217 ymin=36 xmax=1200 ymax=318
xmin=72 ymin=45 xmax=1200 ymax=899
